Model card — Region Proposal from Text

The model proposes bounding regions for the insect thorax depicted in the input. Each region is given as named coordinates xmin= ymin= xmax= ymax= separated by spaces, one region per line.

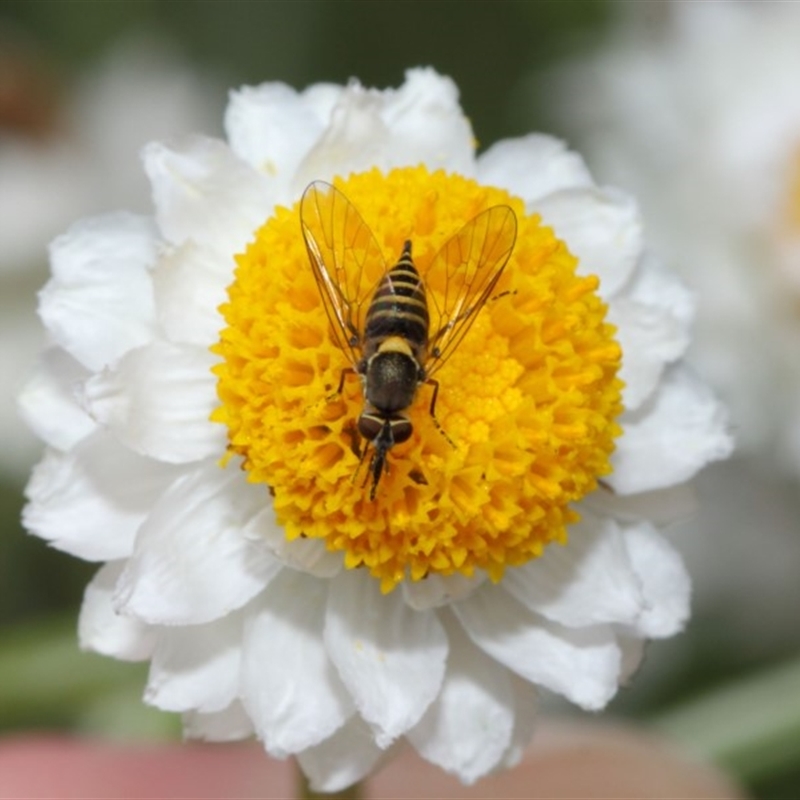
xmin=364 ymin=349 xmax=421 ymax=413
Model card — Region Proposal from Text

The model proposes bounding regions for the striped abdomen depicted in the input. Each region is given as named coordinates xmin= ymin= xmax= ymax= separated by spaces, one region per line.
xmin=363 ymin=241 xmax=429 ymax=360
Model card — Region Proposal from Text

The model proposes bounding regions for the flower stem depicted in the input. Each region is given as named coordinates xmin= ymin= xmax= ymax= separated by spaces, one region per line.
xmin=298 ymin=768 xmax=363 ymax=800
xmin=650 ymin=653 xmax=800 ymax=784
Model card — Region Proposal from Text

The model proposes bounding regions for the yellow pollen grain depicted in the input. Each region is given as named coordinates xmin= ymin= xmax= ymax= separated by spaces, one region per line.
xmin=212 ymin=166 xmax=624 ymax=592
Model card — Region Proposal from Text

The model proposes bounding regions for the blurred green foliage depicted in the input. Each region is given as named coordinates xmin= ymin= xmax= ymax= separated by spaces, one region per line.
xmin=1 ymin=0 xmax=610 ymax=145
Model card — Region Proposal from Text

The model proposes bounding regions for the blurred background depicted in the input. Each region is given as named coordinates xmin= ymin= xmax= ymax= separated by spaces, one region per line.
xmin=2 ymin=2 xmax=800 ymax=798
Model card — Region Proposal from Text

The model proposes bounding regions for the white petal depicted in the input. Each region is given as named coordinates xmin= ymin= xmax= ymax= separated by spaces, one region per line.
xmin=258 ymin=510 xmax=343 ymax=578
xmin=609 ymin=295 xmax=691 ymax=410
xmin=622 ymin=522 xmax=691 ymax=638
xmin=241 ymin=569 xmax=354 ymax=756
xmin=379 ymin=68 xmax=475 ymax=174
xmin=142 ymin=136 xmax=274 ymax=257
xmin=115 ymin=460 xmax=281 ymax=625
xmin=531 ymin=186 xmax=643 ymax=298
xmin=609 ymin=364 xmax=734 ymax=495
xmin=82 ymin=341 xmax=225 ymax=464
xmin=453 ymin=584 xmax=621 ymax=710
xmin=502 ymin=512 xmax=644 ymax=629
xmin=294 ymin=68 xmax=474 ymax=190
xmin=23 ymin=430 xmax=181 ymax=561
xmin=292 ymin=89 xmax=389 ymax=189
xmin=17 ymin=347 xmax=96 ymax=451
xmin=225 ymin=82 xmax=332 ymax=202
xmin=296 ymin=716 xmax=385 ymax=795
xmin=610 ymin=253 xmax=695 ymax=412
xmin=39 ymin=213 xmax=158 ymax=371
xmin=477 ymin=134 xmax=593 ymax=203
xmin=402 ymin=571 xmax=486 ymax=611
xmin=627 ymin=252 xmax=696 ymax=331
xmin=583 ymin=481 xmax=698 ymax=527
xmin=500 ymin=677 xmax=539 ymax=770
xmin=273 ymin=539 xmax=342 ymax=578
xmin=183 ymin=701 xmax=255 ymax=742
xmin=251 ymin=500 xmax=342 ymax=578
xmin=78 ymin=561 xmax=157 ymax=661
xmin=616 ymin=634 xmax=647 ymax=685
xmin=407 ymin=615 xmax=514 ymax=784
xmin=145 ymin=613 xmax=242 ymax=714
xmin=325 ymin=570 xmax=448 ymax=747
xmin=298 ymin=83 xmax=342 ymax=120
xmin=151 ymin=242 xmax=229 ymax=347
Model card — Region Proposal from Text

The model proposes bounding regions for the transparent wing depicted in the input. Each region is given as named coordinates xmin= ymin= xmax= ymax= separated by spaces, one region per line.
xmin=425 ymin=205 xmax=517 ymax=378
xmin=300 ymin=181 xmax=387 ymax=365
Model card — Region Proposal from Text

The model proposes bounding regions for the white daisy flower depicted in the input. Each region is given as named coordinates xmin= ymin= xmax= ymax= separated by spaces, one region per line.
xmin=19 ymin=68 xmax=732 ymax=792
xmin=545 ymin=0 xmax=800 ymax=471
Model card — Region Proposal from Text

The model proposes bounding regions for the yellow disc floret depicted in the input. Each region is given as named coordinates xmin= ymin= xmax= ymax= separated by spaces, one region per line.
xmin=212 ymin=166 xmax=623 ymax=592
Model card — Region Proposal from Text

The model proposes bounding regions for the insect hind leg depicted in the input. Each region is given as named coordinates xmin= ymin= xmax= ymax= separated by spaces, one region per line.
xmin=425 ymin=378 xmax=456 ymax=449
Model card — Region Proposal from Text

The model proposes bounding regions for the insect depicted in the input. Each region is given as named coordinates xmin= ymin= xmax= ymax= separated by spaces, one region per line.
xmin=300 ymin=180 xmax=517 ymax=499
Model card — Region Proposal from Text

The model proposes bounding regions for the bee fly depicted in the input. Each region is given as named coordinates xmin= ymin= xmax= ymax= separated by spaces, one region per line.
xmin=300 ymin=181 xmax=517 ymax=499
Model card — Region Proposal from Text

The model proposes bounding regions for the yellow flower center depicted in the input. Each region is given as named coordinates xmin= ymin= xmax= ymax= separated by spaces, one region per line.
xmin=212 ymin=166 xmax=623 ymax=592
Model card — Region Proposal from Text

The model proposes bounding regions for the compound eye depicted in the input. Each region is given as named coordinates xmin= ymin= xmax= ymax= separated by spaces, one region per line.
xmin=358 ymin=414 xmax=382 ymax=441
xmin=391 ymin=419 xmax=413 ymax=444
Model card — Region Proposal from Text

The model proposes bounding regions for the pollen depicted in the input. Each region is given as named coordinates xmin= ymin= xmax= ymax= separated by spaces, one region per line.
xmin=212 ymin=166 xmax=623 ymax=592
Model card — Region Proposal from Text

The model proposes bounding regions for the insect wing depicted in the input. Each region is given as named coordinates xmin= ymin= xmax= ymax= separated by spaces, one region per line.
xmin=425 ymin=205 xmax=517 ymax=378
xmin=300 ymin=181 xmax=387 ymax=364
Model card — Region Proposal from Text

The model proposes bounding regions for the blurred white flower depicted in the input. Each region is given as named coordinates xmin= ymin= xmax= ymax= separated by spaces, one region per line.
xmin=0 ymin=36 xmax=222 ymax=479
xmin=544 ymin=0 xmax=800 ymax=662
xmin=20 ymin=69 xmax=731 ymax=791
xmin=547 ymin=0 xmax=800 ymax=470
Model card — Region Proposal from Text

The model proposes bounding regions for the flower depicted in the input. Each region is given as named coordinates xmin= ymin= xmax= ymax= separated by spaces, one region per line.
xmin=19 ymin=68 xmax=732 ymax=791
xmin=1 ymin=35 xmax=221 ymax=480
xmin=542 ymin=0 xmax=800 ymax=661
xmin=545 ymin=0 xmax=800 ymax=471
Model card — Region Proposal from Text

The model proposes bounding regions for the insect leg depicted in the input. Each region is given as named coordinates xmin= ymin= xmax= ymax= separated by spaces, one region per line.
xmin=425 ymin=378 xmax=456 ymax=448
xmin=350 ymin=441 xmax=383 ymax=499
xmin=328 ymin=366 xmax=357 ymax=403
xmin=352 ymin=442 xmax=371 ymax=486
xmin=490 ymin=288 xmax=516 ymax=302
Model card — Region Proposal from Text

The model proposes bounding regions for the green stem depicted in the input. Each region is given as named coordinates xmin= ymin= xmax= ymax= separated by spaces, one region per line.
xmin=298 ymin=766 xmax=363 ymax=800
xmin=649 ymin=653 xmax=800 ymax=783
